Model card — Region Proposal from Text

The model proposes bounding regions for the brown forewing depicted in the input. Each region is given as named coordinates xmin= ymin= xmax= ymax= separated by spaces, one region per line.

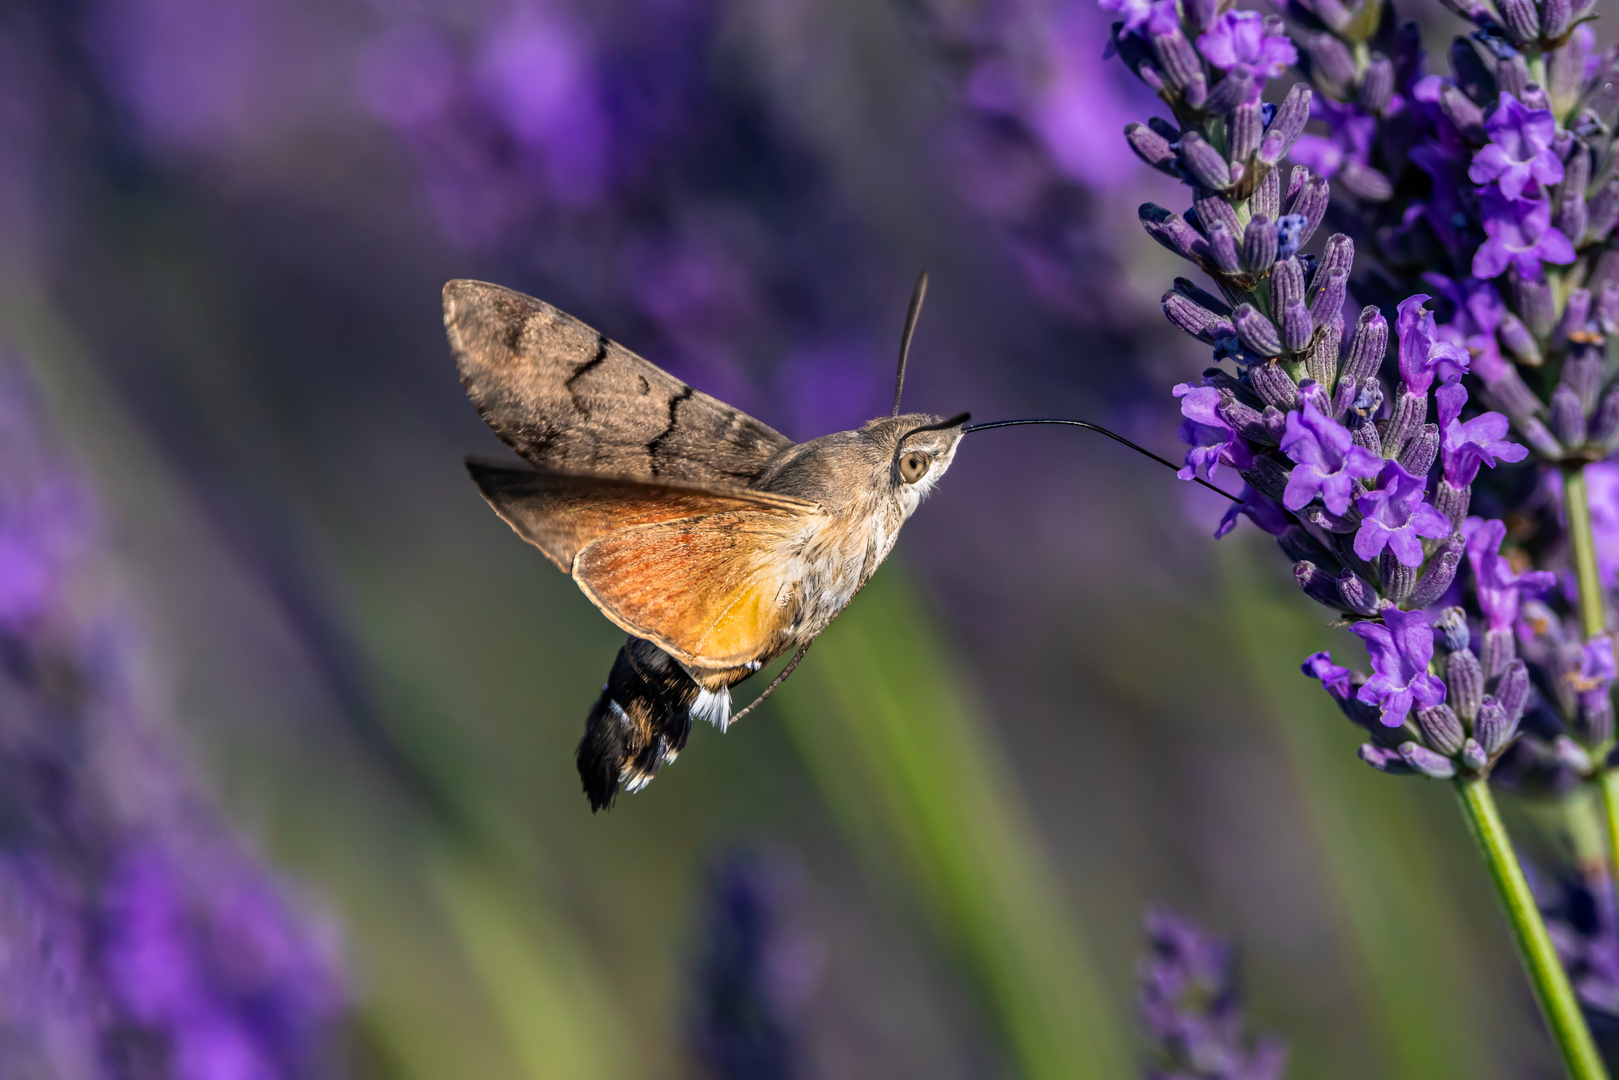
xmin=468 ymin=462 xmax=817 ymax=571
xmin=445 ymin=280 xmax=793 ymax=486
xmin=573 ymin=512 xmax=808 ymax=670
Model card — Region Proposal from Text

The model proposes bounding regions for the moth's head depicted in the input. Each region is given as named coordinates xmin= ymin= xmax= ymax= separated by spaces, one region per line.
xmin=863 ymin=411 xmax=968 ymax=511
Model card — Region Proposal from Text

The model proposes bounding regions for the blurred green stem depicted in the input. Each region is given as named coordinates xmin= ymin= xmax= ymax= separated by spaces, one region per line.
xmin=1565 ymin=466 xmax=1606 ymax=641
xmin=1455 ymin=776 xmax=1608 ymax=1080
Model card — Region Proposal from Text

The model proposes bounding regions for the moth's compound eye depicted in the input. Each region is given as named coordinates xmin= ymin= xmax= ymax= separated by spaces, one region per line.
xmin=899 ymin=451 xmax=932 ymax=485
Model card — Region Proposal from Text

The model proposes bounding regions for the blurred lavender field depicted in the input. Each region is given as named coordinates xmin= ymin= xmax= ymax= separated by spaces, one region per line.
xmin=0 ymin=0 xmax=1573 ymax=1076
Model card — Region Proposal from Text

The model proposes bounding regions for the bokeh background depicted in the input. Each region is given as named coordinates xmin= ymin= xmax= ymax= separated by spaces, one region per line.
xmin=0 ymin=0 xmax=1585 ymax=1075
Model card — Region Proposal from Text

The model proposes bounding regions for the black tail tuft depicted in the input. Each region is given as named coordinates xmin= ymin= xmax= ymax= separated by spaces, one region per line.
xmin=575 ymin=637 xmax=700 ymax=812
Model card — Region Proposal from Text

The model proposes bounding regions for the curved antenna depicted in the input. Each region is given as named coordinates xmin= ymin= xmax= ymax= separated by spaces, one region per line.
xmin=963 ymin=417 xmax=1242 ymax=503
xmin=893 ymin=271 xmax=929 ymax=417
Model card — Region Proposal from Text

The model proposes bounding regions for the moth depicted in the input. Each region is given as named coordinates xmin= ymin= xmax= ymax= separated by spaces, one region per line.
xmin=444 ymin=276 xmax=969 ymax=811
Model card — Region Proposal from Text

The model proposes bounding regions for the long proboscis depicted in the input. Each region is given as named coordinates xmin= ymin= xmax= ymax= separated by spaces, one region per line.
xmin=963 ymin=417 xmax=1242 ymax=503
xmin=892 ymin=271 xmax=929 ymax=417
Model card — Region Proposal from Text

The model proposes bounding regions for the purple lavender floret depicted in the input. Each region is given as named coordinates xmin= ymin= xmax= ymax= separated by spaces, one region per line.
xmin=1462 ymin=517 xmax=1554 ymax=632
xmin=1101 ymin=0 xmax=1159 ymax=35
xmin=1473 ymin=190 xmax=1577 ymax=280
xmin=1280 ymin=401 xmax=1382 ymax=513
xmin=1175 ymin=380 xmax=1255 ymax=480
xmin=1302 ymin=651 xmax=1356 ymax=698
xmin=1469 ymin=93 xmax=1565 ymax=200
xmin=1138 ymin=908 xmax=1288 ymax=1080
xmin=1196 ymin=11 xmax=1297 ymax=106
xmin=1436 ymin=382 xmax=1527 ymax=485
xmin=1351 ymin=607 xmax=1447 ymax=726
xmin=1396 ymin=295 xmax=1471 ymax=394
xmin=1216 ymin=485 xmax=1292 ymax=538
xmin=1289 ymin=96 xmax=1376 ymax=181
xmin=1355 ymin=461 xmax=1453 ymax=567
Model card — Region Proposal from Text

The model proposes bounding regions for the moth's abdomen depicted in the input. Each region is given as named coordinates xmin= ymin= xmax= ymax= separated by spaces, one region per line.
xmin=576 ymin=637 xmax=732 ymax=811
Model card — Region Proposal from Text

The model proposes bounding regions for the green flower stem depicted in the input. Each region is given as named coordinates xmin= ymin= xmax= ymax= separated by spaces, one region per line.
xmin=1565 ymin=465 xmax=1606 ymax=641
xmin=1456 ymin=776 xmax=1609 ymax=1079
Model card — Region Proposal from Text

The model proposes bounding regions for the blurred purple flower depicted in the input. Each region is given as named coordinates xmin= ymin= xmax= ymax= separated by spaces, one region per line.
xmin=1553 ymin=464 xmax=1619 ymax=587
xmin=1396 ymin=295 xmax=1471 ymax=394
xmin=1280 ymin=401 xmax=1383 ymax=514
xmin=1469 ymin=93 xmax=1564 ymax=201
xmin=0 ymin=361 xmax=345 ymax=1075
xmin=1302 ymin=651 xmax=1355 ymax=699
xmin=1539 ymin=869 xmax=1619 ymax=1020
xmin=1100 ymin=0 xmax=1159 ymax=35
xmin=1423 ymin=274 xmax=1508 ymax=381
xmin=1473 ymin=191 xmax=1577 ymax=280
xmin=1463 ymin=516 xmax=1555 ymax=632
xmin=1175 ymin=381 xmax=1254 ymax=481
xmin=1437 ymin=382 xmax=1526 ymax=486
xmin=1351 ymin=607 xmax=1446 ymax=726
xmin=1355 ymin=461 xmax=1452 ymax=567
xmin=1138 ymin=908 xmax=1287 ymax=1080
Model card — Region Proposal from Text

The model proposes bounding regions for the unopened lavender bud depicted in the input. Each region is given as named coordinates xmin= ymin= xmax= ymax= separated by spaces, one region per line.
xmin=1598 ymin=280 xmax=1619 ymax=333
xmin=1559 ymin=190 xmax=1590 ymax=249
xmin=1582 ymin=53 xmax=1619 ymax=126
xmin=1497 ymin=311 xmax=1542 ymax=365
xmin=1574 ymin=108 xmax=1607 ymax=138
xmin=1417 ymin=704 xmax=1466 ymax=756
xmin=1382 ymin=388 xmax=1427 ymax=460
xmin=1228 ymin=103 xmax=1263 ymax=162
xmin=1582 ymin=692 xmax=1614 ymax=745
xmin=1234 ymin=304 xmax=1283 ymax=356
xmin=1248 ymin=359 xmax=1299 ymax=409
xmin=1498 ymin=53 xmax=1533 ymax=100
xmin=1206 ymin=221 xmax=1242 ymax=274
xmin=1497 ymin=0 xmax=1541 ymax=45
xmin=1473 ymin=696 xmax=1515 ymax=754
xmin=1268 ymin=256 xmax=1302 ymax=309
xmin=1152 ymin=26 xmax=1203 ymax=94
xmin=1551 ymin=385 xmax=1589 ymax=446
xmin=1380 ymin=550 xmax=1419 ymax=603
xmin=1303 ymin=317 xmax=1341 ymax=387
xmin=1565 ymin=346 xmax=1603 ymax=411
xmin=1434 ymin=606 xmax=1471 ymax=651
xmin=1178 ymin=133 xmax=1234 ymax=190
xmin=1284 ymin=169 xmax=1330 ymax=245
xmin=1278 ymin=525 xmax=1334 ymax=566
xmin=1337 ymin=569 xmax=1381 ymax=615
xmin=1218 ymin=395 xmax=1272 ymax=443
xmin=1174 ymin=277 xmax=1231 ymax=314
xmin=1242 ymin=216 xmax=1278 ymax=273
xmin=1295 ymin=561 xmax=1347 ymax=608
xmin=1592 ymin=386 xmax=1619 ymax=450
xmin=1460 ymin=739 xmax=1489 ymax=772
xmin=1400 ymin=741 xmax=1458 ymax=778
xmin=1555 ymin=287 xmax=1593 ymax=346
xmin=1409 ymin=531 xmax=1465 ymax=608
xmin=1554 ymin=735 xmax=1593 ymax=773
xmin=1339 ymin=164 xmax=1395 ymax=202
xmin=1543 ymin=0 xmax=1573 ymax=38
xmin=1241 ymin=454 xmax=1292 ymax=503
xmin=1585 ymin=177 xmax=1619 ymax=242
xmin=1309 ymin=267 xmax=1349 ymax=329
xmin=1125 ymin=123 xmax=1179 ymax=174
xmin=1435 ymin=478 xmax=1472 ymax=528
xmin=1252 ymin=166 xmax=1281 ymax=221
xmin=1351 ymin=414 xmax=1383 ymax=456
xmin=1399 ymin=422 xmax=1440 ymax=476
xmin=1518 ymin=415 xmax=1564 ymax=457
xmin=1509 ymin=239 xmax=1562 ymax=304
xmin=1550 ymin=37 xmax=1588 ymax=113
xmin=1447 ymin=649 xmax=1484 ymax=722
xmin=1140 ymin=204 xmax=1210 ymax=266
xmin=1306 ymin=504 xmax=1360 ymax=533
xmin=1341 ymin=307 xmax=1388 ymax=382
xmin=1497 ymin=658 xmax=1531 ymax=720
xmin=1333 ymin=375 xmax=1359 ymax=418
xmin=1308 ymin=33 xmax=1357 ymax=97
xmin=1318 ymin=232 xmax=1355 ymax=279
xmin=1359 ymin=53 xmax=1394 ymax=114
xmin=1440 ymin=84 xmax=1487 ymax=139
xmin=1162 ymin=290 xmax=1236 ymax=343
xmin=1262 ymin=405 xmax=1288 ymax=442
xmin=1360 ymin=744 xmax=1414 ymax=774
xmin=1529 ymin=85 xmax=1557 ymax=113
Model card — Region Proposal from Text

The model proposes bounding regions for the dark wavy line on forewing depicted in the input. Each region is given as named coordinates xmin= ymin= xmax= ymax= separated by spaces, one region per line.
xmin=646 ymin=385 xmax=694 ymax=477
xmin=563 ymin=333 xmax=611 ymax=417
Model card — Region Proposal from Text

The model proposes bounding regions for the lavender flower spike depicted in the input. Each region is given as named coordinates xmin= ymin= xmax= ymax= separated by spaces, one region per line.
xmin=1280 ymin=401 xmax=1383 ymax=514
xmin=1470 ymin=93 xmax=1566 ymax=200
xmin=1355 ymin=461 xmax=1453 ymax=568
xmin=1139 ymin=908 xmax=1288 ymax=1080
xmin=1352 ymin=607 xmax=1448 ymax=727
xmin=1437 ymin=382 xmax=1528 ymax=485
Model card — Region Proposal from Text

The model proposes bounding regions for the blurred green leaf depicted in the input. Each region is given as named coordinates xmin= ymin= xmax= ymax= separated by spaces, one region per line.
xmin=774 ymin=568 xmax=1132 ymax=1080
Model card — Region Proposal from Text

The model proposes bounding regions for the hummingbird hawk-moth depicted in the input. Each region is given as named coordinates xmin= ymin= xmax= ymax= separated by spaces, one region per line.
xmin=444 ymin=277 xmax=968 ymax=811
